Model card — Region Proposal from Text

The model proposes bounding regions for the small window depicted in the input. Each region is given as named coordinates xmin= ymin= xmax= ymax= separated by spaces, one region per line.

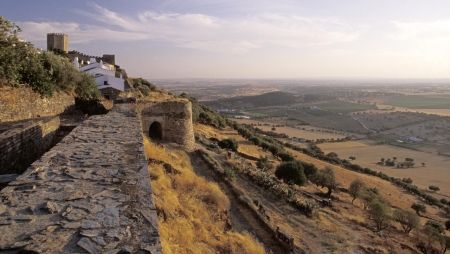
xmin=104 ymin=81 xmax=107 ymax=85
xmin=104 ymin=95 xmax=110 ymax=100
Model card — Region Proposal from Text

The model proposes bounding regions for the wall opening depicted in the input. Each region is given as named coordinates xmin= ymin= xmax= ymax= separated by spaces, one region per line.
xmin=149 ymin=121 xmax=162 ymax=140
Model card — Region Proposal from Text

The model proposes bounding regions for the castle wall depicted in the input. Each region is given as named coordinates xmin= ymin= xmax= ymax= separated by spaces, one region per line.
xmin=68 ymin=51 xmax=116 ymax=66
xmin=0 ymin=86 xmax=75 ymax=122
xmin=138 ymin=100 xmax=195 ymax=150
xmin=0 ymin=104 xmax=161 ymax=253
xmin=0 ymin=116 xmax=60 ymax=174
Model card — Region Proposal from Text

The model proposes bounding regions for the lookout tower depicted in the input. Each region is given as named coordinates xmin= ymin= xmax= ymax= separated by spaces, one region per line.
xmin=47 ymin=33 xmax=68 ymax=52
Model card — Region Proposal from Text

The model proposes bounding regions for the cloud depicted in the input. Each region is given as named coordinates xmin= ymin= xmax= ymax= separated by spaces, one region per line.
xmin=18 ymin=3 xmax=360 ymax=53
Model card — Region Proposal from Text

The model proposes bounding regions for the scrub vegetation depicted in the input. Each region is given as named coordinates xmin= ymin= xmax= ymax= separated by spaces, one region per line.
xmin=0 ymin=16 xmax=100 ymax=99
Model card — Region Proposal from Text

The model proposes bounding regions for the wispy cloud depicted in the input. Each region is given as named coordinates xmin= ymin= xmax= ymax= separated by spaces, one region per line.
xmin=18 ymin=3 xmax=360 ymax=53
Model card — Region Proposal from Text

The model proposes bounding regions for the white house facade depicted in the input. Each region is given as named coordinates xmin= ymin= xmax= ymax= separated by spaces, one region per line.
xmin=74 ymin=57 xmax=125 ymax=93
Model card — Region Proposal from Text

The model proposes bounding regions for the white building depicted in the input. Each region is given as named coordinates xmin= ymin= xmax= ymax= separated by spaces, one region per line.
xmin=74 ymin=57 xmax=125 ymax=97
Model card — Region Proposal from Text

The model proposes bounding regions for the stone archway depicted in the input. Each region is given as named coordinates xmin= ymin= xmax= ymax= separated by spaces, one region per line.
xmin=149 ymin=121 xmax=162 ymax=140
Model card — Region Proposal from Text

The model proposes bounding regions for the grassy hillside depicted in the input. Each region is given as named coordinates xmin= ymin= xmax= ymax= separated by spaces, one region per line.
xmin=142 ymin=135 xmax=265 ymax=254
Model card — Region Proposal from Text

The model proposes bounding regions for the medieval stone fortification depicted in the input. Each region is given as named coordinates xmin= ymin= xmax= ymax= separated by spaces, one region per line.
xmin=68 ymin=50 xmax=116 ymax=66
xmin=47 ymin=33 xmax=68 ymax=52
xmin=137 ymin=99 xmax=195 ymax=151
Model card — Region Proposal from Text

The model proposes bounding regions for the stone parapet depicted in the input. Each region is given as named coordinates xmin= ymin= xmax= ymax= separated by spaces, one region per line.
xmin=0 ymin=104 xmax=162 ymax=253
xmin=0 ymin=116 xmax=60 ymax=174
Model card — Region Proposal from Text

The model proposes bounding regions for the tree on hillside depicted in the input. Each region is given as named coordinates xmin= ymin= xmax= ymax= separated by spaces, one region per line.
xmin=361 ymin=188 xmax=379 ymax=210
xmin=420 ymin=225 xmax=443 ymax=253
xmin=76 ymin=73 xmax=101 ymax=100
xmin=348 ymin=178 xmax=366 ymax=204
xmin=425 ymin=220 xmax=445 ymax=234
xmin=268 ymin=145 xmax=280 ymax=156
xmin=299 ymin=161 xmax=318 ymax=179
xmin=349 ymin=156 xmax=356 ymax=161
xmin=275 ymin=161 xmax=307 ymax=186
xmin=277 ymin=152 xmax=295 ymax=162
xmin=368 ymin=200 xmax=391 ymax=231
xmin=218 ymin=138 xmax=238 ymax=152
xmin=261 ymin=141 xmax=270 ymax=151
xmin=249 ymin=136 xmax=261 ymax=146
xmin=327 ymin=152 xmax=338 ymax=158
xmin=445 ymin=220 xmax=450 ymax=231
xmin=429 ymin=185 xmax=440 ymax=192
xmin=310 ymin=167 xmax=340 ymax=197
xmin=411 ymin=203 xmax=427 ymax=216
xmin=393 ymin=209 xmax=420 ymax=234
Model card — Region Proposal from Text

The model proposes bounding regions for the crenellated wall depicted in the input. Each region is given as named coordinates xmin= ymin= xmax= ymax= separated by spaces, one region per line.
xmin=137 ymin=100 xmax=195 ymax=150
xmin=0 ymin=86 xmax=75 ymax=122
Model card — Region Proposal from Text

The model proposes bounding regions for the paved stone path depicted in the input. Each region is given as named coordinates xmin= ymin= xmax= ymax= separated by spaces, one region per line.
xmin=0 ymin=104 xmax=162 ymax=254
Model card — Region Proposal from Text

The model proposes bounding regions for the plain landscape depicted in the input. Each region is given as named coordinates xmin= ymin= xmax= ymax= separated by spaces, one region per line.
xmin=156 ymin=79 xmax=450 ymax=253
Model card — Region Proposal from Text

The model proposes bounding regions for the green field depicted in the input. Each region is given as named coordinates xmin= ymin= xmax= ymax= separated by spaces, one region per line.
xmin=248 ymin=113 xmax=270 ymax=118
xmin=386 ymin=95 xmax=450 ymax=109
xmin=314 ymin=101 xmax=373 ymax=114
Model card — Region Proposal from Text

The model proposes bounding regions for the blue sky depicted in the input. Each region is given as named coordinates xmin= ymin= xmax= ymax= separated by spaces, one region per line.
xmin=3 ymin=1 xmax=450 ymax=79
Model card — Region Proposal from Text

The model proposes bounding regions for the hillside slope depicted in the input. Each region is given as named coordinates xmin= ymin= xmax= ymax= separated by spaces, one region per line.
xmin=142 ymin=136 xmax=265 ymax=254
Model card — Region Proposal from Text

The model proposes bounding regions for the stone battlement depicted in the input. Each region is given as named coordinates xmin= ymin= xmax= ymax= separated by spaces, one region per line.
xmin=0 ymin=104 xmax=162 ymax=253
xmin=47 ymin=33 xmax=67 ymax=36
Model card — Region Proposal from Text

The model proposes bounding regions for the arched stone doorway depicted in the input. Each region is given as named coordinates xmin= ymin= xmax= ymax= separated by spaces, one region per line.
xmin=149 ymin=121 xmax=162 ymax=140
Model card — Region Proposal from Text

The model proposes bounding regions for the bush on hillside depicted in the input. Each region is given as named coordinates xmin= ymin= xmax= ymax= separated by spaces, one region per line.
xmin=0 ymin=16 xmax=100 ymax=99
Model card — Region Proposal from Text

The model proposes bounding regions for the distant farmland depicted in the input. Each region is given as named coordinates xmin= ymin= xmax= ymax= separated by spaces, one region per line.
xmin=386 ymin=94 xmax=450 ymax=109
xmin=313 ymin=101 xmax=373 ymax=114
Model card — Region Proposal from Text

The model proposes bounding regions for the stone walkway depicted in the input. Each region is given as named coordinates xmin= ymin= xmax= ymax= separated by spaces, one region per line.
xmin=0 ymin=104 xmax=162 ymax=254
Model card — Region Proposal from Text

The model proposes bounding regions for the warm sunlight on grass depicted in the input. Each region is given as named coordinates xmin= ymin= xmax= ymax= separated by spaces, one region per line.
xmin=143 ymin=135 xmax=265 ymax=254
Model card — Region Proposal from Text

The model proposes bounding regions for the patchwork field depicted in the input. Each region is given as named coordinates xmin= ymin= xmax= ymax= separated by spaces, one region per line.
xmin=313 ymin=100 xmax=374 ymax=114
xmin=386 ymin=94 xmax=450 ymax=109
xmin=234 ymin=119 xmax=360 ymax=140
xmin=318 ymin=140 xmax=450 ymax=196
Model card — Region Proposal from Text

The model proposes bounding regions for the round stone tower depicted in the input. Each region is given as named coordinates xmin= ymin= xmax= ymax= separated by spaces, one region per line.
xmin=137 ymin=99 xmax=195 ymax=150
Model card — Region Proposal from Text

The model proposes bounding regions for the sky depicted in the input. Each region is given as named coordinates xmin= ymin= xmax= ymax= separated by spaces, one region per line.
xmin=2 ymin=0 xmax=450 ymax=79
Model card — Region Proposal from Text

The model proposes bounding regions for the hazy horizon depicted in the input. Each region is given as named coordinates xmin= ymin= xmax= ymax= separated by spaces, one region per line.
xmin=3 ymin=1 xmax=450 ymax=80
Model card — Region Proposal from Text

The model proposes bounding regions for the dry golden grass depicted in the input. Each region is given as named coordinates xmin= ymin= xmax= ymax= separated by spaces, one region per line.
xmin=142 ymin=135 xmax=265 ymax=254
xmin=194 ymin=123 xmax=228 ymax=141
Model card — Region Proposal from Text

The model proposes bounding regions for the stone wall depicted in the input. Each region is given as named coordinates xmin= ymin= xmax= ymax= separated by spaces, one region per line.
xmin=0 ymin=104 xmax=162 ymax=253
xmin=138 ymin=100 xmax=195 ymax=150
xmin=0 ymin=116 xmax=60 ymax=174
xmin=0 ymin=86 xmax=75 ymax=122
